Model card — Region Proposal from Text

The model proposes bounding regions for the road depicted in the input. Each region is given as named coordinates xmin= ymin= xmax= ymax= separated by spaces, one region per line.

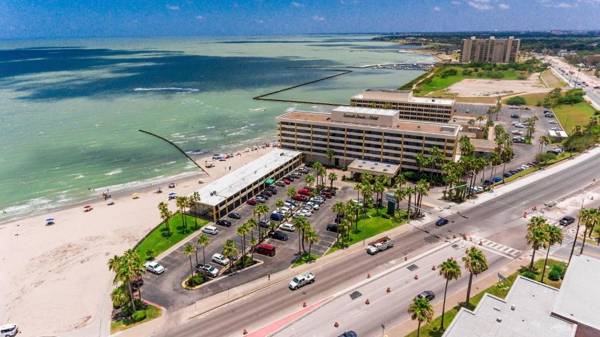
xmin=158 ymin=148 xmax=600 ymax=337
xmin=542 ymin=55 xmax=600 ymax=108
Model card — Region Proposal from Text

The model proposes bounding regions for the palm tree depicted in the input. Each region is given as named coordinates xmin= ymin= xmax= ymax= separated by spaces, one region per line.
xmin=332 ymin=201 xmax=346 ymax=223
xmin=186 ymin=195 xmax=198 ymax=229
xmin=408 ymin=296 xmax=434 ymax=337
xmin=405 ymin=186 xmax=415 ymax=218
xmin=541 ymin=224 xmax=563 ymax=283
xmin=176 ymin=196 xmax=188 ymax=231
xmin=373 ymin=176 xmax=388 ymax=208
xmin=293 ymin=216 xmax=309 ymax=254
xmin=275 ymin=199 xmax=285 ymax=210
xmin=287 ymin=186 xmax=297 ymax=200
xmin=183 ymin=243 xmax=196 ymax=276
xmin=108 ymin=250 xmax=145 ymax=312
xmin=197 ymin=233 xmax=210 ymax=265
xmin=254 ymin=203 xmax=269 ymax=239
xmin=305 ymin=228 xmax=319 ymax=256
xmin=462 ymin=247 xmax=488 ymax=305
xmin=538 ymin=135 xmax=551 ymax=153
xmin=247 ymin=219 xmax=257 ymax=242
xmin=326 ymin=148 xmax=335 ymax=166
xmin=393 ymin=187 xmax=406 ymax=212
xmin=579 ymin=208 xmax=599 ymax=254
xmin=328 ymin=172 xmax=337 ymax=190
xmin=526 ymin=216 xmax=549 ymax=269
xmin=237 ymin=225 xmax=247 ymax=258
xmin=439 ymin=257 xmax=462 ymax=330
xmin=305 ymin=174 xmax=316 ymax=189
xmin=222 ymin=239 xmax=239 ymax=270
xmin=158 ymin=201 xmax=172 ymax=233
xmin=338 ymin=219 xmax=351 ymax=246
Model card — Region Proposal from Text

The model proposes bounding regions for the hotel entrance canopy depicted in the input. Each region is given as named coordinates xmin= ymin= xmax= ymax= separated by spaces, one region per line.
xmin=347 ymin=159 xmax=401 ymax=178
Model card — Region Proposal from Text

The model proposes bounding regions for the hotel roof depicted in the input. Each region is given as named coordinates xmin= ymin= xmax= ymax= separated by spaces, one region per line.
xmin=196 ymin=149 xmax=301 ymax=207
xmin=332 ymin=105 xmax=399 ymax=117
xmin=351 ymin=89 xmax=455 ymax=106
xmin=347 ymin=159 xmax=401 ymax=177
xmin=278 ymin=110 xmax=460 ymax=136
xmin=443 ymin=276 xmax=577 ymax=337
xmin=552 ymin=255 xmax=600 ymax=331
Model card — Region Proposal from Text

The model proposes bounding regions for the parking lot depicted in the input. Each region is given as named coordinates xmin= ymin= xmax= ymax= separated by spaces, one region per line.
xmin=142 ymin=166 xmax=354 ymax=310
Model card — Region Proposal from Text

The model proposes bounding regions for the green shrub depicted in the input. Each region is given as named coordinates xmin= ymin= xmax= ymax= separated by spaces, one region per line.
xmin=548 ymin=264 xmax=565 ymax=281
xmin=506 ymin=96 xmax=527 ymax=106
xmin=131 ymin=310 xmax=147 ymax=322
xmin=535 ymin=152 xmax=557 ymax=165
xmin=520 ymin=268 xmax=537 ymax=280
xmin=186 ymin=274 xmax=205 ymax=287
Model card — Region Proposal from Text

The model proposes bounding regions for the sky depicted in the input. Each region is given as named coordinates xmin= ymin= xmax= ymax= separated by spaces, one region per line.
xmin=1 ymin=0 xmax=599 ymax=39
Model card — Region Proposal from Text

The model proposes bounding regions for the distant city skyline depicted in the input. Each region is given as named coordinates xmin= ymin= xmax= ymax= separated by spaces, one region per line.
xmin=1 ymin=0 xmax=600 ymax=39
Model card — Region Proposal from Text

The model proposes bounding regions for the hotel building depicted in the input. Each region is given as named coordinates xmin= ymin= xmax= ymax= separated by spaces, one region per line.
xmin=277 ymin=106 xmax=460 ymax=174
xmin=350 ymin=89 xmax=455 ymax=123
xmin=461 ymin=36 xmax=520 ymax=64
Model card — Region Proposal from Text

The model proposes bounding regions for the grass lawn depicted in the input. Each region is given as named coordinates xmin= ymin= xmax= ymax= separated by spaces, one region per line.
xmin=292 ymin=252 xmax=318 ymax=268
xmin=502 ymin=92 xmax=547 ymax=106
xmin=541 ymin=70 xmax=567 ymax=88
xmin=110 ymin=304 xmax=161 ymax=333
xmin=135 ymin=213 xmax=208 ymax=260
xmin=329 ymin=208 xmax=407 ymax=254
xmin=405 ymin=259 xmax=566 ymax=337
xmin=554 ymin=102 xmax=596 ymax=134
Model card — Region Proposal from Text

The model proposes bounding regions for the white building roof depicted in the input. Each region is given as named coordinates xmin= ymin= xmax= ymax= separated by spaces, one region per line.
xmin=347 ymin=159 xmax=401 ymax=177
xmin=332 ymin=106 xmax=399 ymax=117
xmin=351 ymin=89 xmax=455 ymax=106
xmin=196 ymin=149 xmax=301 ymax=207
xmin=549 ymin=130 xmax=568 ymax=138
xmin=443 ymin=276 xmax=577 ymax=337
xmin=552 ymin=255 xmax=600 ymax=331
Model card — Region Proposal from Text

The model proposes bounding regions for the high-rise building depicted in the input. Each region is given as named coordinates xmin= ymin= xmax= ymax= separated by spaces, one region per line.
xmin=461 ymin=36 xmax=520 ymax=63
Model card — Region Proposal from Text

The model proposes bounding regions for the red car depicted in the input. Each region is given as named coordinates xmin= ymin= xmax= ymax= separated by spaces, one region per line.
xmin=283 ymin=179 xmax=291 ymax=185
xmin=298 ymin=188 xmax=311 ymax=196
xmin=293 ymin=194 xmax=308 ymax=202
xmin=246 ymin=199 xmax=257 ymax=206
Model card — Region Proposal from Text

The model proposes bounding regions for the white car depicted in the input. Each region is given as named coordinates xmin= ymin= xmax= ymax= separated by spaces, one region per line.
xmin=0 ymin=324 xmax=17 ymax=337
xmin=197 ymin=264 xmax=220 ymax=278
xmin=289 ymin=272 xmax=315 ymax=290
xmin=212 ymin=253 xmax=230 ymax=266
xmin=144 ymin=261 xmax=165 ymax=274
xmin=279 ymin=222 xmax=296 ymax=232
xmin=202 ymin=225 xmax=219 ymax=235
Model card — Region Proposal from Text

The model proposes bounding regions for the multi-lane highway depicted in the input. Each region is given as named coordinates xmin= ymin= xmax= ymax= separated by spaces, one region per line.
xmin=159 ymin=149 xmax=600 ymax=337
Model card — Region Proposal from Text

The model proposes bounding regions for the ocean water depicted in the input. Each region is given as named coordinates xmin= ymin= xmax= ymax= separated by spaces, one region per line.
xmin=0 ymin=35 xmax=433 ymax=221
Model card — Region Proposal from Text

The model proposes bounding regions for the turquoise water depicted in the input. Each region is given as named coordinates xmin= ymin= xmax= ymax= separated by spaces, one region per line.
xmin=0 ymin=35 xmax=433 ymax=220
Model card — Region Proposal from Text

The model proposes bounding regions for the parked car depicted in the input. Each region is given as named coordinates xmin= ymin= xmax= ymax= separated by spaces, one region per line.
xmin=276 ymin=181 xmax=286 ymax=187
xmin=246 ymin=199 xmax=257 ymax=206
xmin=366 ymin=236 xmax=394 ymax=255
xmin=228 ymin=212 xmax=241 ymax=219
xmin=435 ymin=217 xmax=449 ymax=227
xmin=270 ymin=212 xmax=284 ymax=221
xmin=338 ymin=331 xmax=358 ymax=337
xmin=212 ymin=253 xmax=230 ymax=266
xmin=262 ymin=190 xmax=273 ymax=197
xmin=282 ymin=179 xmax=291 ymax=185
xmin=196 ymin=264 xmax=219 ymax=278
xmin=216 ymin=219 xmax=232 ymax=227
xmin=326 ymin=223 xmax=339 ymax=232
xmin=259 ymin=220 xmax=271 ymax=228
xmin=416 ymin=290 xmax=435 ymax=301
xmin=202 ymin=225 xmax=219 ymax=235
xmin=144 ymin=261 xmax=165 ymax=274
xmin=254 ymin=243 xmax=276 ymax=257
xmin=256 ymin=196 xmax=267 ymax=203
xmin=559 ymin=216 xmax=575 ymax=226
xmin=503 ymin=172 xmax=512 ymax=178
xmin=293 ymin=194 xmax=309 ymax=202
xmin=279 ymin=222 xmax=296 ymax=232
xmin=0 ymin=324 xmax=18 ymax=337
xmin=271 ymin=230 xmax=289 ymax=241
xmin=298 ymin=188 xmax=311 ymax=196
xmin=289 ymin=272 xmax=315 ymax=290
xmin=492 ymin=176 xmax=503 ymax=183
xmin=510 ymin=113 xmax=520 ymax=119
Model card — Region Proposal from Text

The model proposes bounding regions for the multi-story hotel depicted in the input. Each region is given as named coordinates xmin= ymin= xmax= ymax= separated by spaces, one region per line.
xmin=277 ymin=106 xmax=460 ymax=173
xmin=350 ymin=89 xmax=454 ymax=123
xmin=461 ymin=36 xmax=520 ymax=64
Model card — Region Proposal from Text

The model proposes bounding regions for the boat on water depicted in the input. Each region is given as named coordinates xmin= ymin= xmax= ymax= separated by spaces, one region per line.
xmin=249 ymin=108 xmax=266 ymax=112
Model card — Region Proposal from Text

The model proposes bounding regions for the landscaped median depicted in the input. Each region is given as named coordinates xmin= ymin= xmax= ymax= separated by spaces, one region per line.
xmin=110 ymin=302 xmax=162 ymax=333
xmin=405 ymin=259 xmax=567 ymax=337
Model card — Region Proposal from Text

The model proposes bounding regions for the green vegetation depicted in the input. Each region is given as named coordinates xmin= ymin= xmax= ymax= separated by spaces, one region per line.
xmin=541 ymin=70 xmax=566 ymax=88
xmin=292 ymin=252 xmax=318 ymax=268
xmin=503 ymin=92 xmax=547 ymax=106
xmin=506 ymin=96 xmax=526 ymax=106
xmin=405 ymin=259 xmax=567 ymax=337
xmin=135 ymin=213 xmax=207 ymax=260
xmin=184 ymin=273 xmax=205 ymax=288
xmin=554 ymin=102 xmax=597 ymax=134
xmin=413 ymin=61 xmax=546 ymax=96
xmin=111 ymin=303 xmax=161 ymax=333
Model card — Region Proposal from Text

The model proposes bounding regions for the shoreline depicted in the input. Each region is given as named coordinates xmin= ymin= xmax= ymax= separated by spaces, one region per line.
xmin=0 ymin=137 xmax=278 ymax=225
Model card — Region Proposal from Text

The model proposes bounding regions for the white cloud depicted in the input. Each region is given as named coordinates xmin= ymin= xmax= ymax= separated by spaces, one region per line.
xmin=312 ymin=15 xmax=325 ymax=22
xmin=291 ymin=1 xmax=304 ymax=7
xmin=166 ymin=4 xmax=180 ymax=11
xmin=498 ymin=3 xmax=510 ymax=9
xmin=433 ymin=5 xmax=442 ymax=11
xmin=468 ymin=0 xmax=493 ymax=10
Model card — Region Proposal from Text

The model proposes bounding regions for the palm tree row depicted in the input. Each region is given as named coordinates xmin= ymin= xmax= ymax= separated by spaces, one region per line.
xmin=292 ymin=216 xmax=319 ymax=256
xmin=108 ymin=249 xmax=146 ymax=312
xmin=391 ymin=177 xmax=430 ymax=219
xmin=525 ymin=216 xmax=565 ymax=283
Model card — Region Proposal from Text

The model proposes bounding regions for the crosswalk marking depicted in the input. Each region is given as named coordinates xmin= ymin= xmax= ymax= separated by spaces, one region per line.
xmin=470 ymin=236 xmax=522 ymax=258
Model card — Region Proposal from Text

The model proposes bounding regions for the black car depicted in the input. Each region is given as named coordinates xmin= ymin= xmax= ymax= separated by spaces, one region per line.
xmin=271 ymin=230 xmax=288 ymax=241
xmin=326 ymin=223 xmax=339 ymax=232
xmin=228 ymin=212 xmax=241 ymax=219
xmin=559 ymin=216 xmax=575 ymax=226
xmin=338 ymin=331 xmax=358 ymax=337
xmin=216 ymin=219 xmax=232 ymax=227
xmin=259 ymin=220 xmax=270 ymax=228
xmin=416 ymin=290 xmax=435 ymax=301
xmin=262 ymin=190 xmax=273 ymax=197
xmin=435 ymin=217 xmax=449 ymax=226
xmin=503 ymin=172 xmax=512 ymax=178
xmin=510 ymin=113 xmax=519 ymax=119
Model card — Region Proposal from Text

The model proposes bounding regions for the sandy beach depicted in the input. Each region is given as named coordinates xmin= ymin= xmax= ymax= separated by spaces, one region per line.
xmin=0 ymin=145 xmax=274 ymax=337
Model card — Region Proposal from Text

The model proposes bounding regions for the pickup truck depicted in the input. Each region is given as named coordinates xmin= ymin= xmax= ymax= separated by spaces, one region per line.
xmin=366 ymin=236 xmax=394 ymax=255
xmin=289 ymin=272 xmax=315 ymax=290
